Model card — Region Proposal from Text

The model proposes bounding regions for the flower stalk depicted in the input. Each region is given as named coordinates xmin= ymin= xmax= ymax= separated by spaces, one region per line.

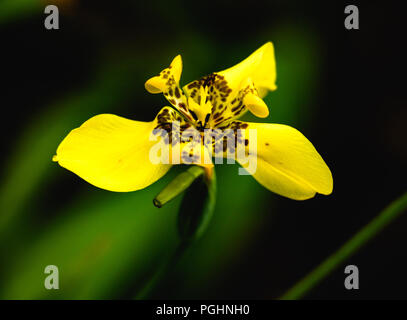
xmin=177 ymin=166 xmax=216 ymax=242
xmin=136 ymin=165 xmax=217 ymax=299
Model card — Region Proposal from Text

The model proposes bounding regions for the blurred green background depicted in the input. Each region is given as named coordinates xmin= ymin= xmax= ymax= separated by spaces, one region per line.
xmin=0 ymin=0 xmax=406 ymax=299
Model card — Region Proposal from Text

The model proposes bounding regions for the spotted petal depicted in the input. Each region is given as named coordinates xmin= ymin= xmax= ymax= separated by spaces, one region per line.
xmin=183 ymin=42 xmax=277 ymax=126
xmin=236 ymin=122 xmax=333 ymax=200
xmin=145 ymin=55 xmax=194 ymax=122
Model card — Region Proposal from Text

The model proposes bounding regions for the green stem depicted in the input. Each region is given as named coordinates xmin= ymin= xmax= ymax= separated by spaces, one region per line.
xmin=280 ymin=191 xmax=407 ymax=300
xmin=136 ymin=165 xmax=216 ymax=299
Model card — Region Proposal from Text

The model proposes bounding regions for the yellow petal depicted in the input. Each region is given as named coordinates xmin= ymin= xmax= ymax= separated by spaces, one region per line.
xmin=238 ymin=122 xmax=333 ymax=200
xmin=53 ymin=113 xmax=171 ymax=192
xmin=169 ymin=54 xmax=182 ymax=83
xmin=218 ymin=42 xmax=277 ymax=97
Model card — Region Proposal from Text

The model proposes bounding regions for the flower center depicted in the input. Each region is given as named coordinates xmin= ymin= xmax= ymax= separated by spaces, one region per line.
xmin=186 ymin=86 xmax=213 ymax=130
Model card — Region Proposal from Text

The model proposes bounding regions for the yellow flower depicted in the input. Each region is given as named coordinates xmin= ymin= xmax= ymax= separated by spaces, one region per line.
xmin=53 ymin=42 xmax=333 ymax=200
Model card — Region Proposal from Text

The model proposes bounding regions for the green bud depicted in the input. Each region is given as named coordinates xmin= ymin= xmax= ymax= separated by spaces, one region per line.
xmin=153 ymin=166 xmax=205 ymax=208
xmin=153 ymin=165 xmax=217 ymax=241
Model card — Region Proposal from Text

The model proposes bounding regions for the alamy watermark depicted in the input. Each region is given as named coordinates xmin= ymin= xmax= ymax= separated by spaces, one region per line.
xmin=344 ymin=264 xmax=359 ymax=290
xmin=149 ymin=122 xmax=258 ymax=175
xmin=44 ymin=5 xmax=59 ymax=30
xmin=44 ymin=265 xmax=59 ymax=290
xmin=344 ymin=5 xmax=359 ymax=30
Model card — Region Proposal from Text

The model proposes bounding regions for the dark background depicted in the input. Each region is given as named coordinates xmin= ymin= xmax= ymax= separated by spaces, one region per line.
xmin=0 ymin=0 xmax=405 ymax=299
